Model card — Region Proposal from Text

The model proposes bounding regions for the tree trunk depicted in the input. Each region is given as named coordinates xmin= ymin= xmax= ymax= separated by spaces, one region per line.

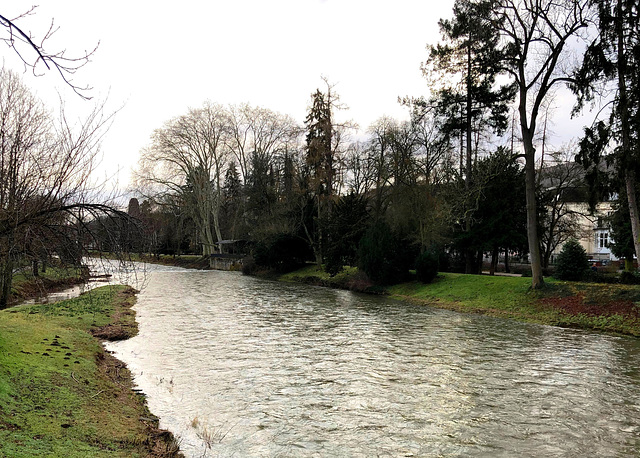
xmin=465 ymin=247 xmax=475 ymax=274
xmin=616 ymin=0 xmax=640 ymax=269
xmin=625 ymin=171 xmax=640 ymax=269
xmin=464 ymin=43 xmax=474 ymax=275
xmin=542 ymin=248 xmax=552 ymax=272
xmin=522 ymin=128 xmax=544 ymax=289
xmin=489 ymin=246 xmax=500 ymax=275
xmin=0 ymin=257 xmax=13 ymax=309
xmin=504 ymin=248 xmax=510 ymax=273
xmin=625 ymin=258 xmax=634 ymax=272
xmin=490 ymin=246 xmax=499 ymax=275
xmin=316 ymin=195 xmax=323 ymax=266
xmin=212 ymin=208 xmax=223 ymax=246
xmin=203 ymin=223 xmax=215 ymax=256
xmin=32 ymin=260 xmax=39 ymax=277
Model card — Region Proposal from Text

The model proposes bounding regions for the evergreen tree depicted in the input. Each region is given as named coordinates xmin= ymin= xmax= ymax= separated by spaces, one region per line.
xmin=473 ymin=148 xmax=528 ymax=274
xmin=305 ymin=89 xmax=333 ymax=198
xmin=221 ymin=162 xmax=243 ymax=240
xmin=448 ymin=148 xmax=528 ymax=274
xmin=304 ymin=85 xmax=338 ymax=264
xmin=324 ymin=192 xmax=370 ymax=276
xmin=358 ymin=220 xmax=413 ymax=285
xmin=555 ymin=239 xmax=590 ymax=281
xmin=572 ymin=0 xmax=640 ymax=268
xmin=426 ymin=0 xmax=515 ymax=181
xmin=425 ymin=0 xmax=515 ymax=273
xmin=610 ymin=188 xmax=638 ymax=271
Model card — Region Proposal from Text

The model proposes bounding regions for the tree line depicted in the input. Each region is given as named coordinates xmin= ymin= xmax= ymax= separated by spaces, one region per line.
xmin=130 ymin=0 xmax=639 ymax=288
xmin=2 ymin=0 xmax=638 ymax=299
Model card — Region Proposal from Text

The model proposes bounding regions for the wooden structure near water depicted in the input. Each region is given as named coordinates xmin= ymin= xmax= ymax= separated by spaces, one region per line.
xmin=209 ymin=240 xmax=248 ymax=271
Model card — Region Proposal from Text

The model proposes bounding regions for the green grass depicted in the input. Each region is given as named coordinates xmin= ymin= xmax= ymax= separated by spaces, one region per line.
xmin=391 ymin=274 xmax=640 ymax=335
xmin=280 ymin=264 xmax=358 ymax=284
xmin=389 ymin=272 xmax=534 ymax=309
xmin=0 ymin=286 xmax=180 ymax=457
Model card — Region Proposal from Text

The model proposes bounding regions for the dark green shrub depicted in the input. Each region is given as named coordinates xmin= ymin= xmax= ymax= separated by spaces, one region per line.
xmin=619 ymin=270 xmax=640 ymax=285
xmin=324 ymin=193 xmax=370 ymax=277
xmin=357 ymin=221 xmax=413 ymax=285
xmin=253 ymin=233 xmax=312 ymax=272
xmin=554 ymin=239 xmax=590 ymax=281
xmin=589 ymin=271 xmax=621 ymax=283
xmin=415 ymin=250 xmax=439 ymax=283
xmin=241 ymin=256 xmax=257 ymax=275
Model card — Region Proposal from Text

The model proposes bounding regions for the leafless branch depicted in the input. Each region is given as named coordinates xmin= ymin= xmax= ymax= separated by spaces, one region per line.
xmin=0 ymin=6 xmax=97 ymax=99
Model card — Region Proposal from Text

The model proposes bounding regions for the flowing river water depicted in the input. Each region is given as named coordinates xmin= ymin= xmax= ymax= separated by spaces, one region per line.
xmin=104 ymin=265 xmax=640 ymax=457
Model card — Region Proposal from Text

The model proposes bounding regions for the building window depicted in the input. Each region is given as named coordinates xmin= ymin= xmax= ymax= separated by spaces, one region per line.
xmin=599 ymin=232 xmax=609 ymax=248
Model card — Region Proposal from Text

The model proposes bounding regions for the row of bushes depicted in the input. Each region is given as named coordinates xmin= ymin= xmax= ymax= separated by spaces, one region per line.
xmin=245 ymin=231 xmax=638 ymax=286
xmin=244 ymin=221 xmax=442 ymax=285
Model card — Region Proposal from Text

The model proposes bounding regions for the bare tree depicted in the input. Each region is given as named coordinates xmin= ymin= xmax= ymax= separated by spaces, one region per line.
xmin=0 ymin=68 xmax=127 ymax=308
xmin=538 ymin=146 xmax=588 ymax=270
xmin=365 ymin=117 xmax=397 ymax=219
xmin=226 ymin=103 xmax=300 ymax=185
xmin=344 ymin=141 xmax=374 ymax=197
xmin=0 ymin=6 xmax=97 ymax=98
xmin=136 ymin=102 xmax=230 ymax=256
xmin=496 ymin=0 xmax=593 ymax=288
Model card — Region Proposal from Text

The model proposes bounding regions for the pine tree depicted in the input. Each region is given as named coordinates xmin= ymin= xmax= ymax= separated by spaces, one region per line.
xmin=304 ymin=86 xmax=336 ymax=265
xmin=426 ymin=0 xmax=515 ymax=273
xmin=572 ymin=0 xmax=640 ymax=269
xmin=305 ymin=89 xmax=333 ymax=198
xmin=221 ymin=162 xmax=242 ymax=240
xmin=426 ymin=0 xmax=515 ymax=183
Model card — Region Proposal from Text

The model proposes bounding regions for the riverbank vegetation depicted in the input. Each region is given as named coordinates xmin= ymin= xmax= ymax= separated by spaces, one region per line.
xmin=93 ymin=252 xmax=209 ymax=270
xmin=0 ymin=285 xmax=182 ymax=457
xmin=390 ymin=274 xmax=640 ymax=337
xmin=276 ymin=265 xmax=640 ymax=337
xmin=7 ymin=265 xmax=88 ymax=307
xmin=0 ymin=67 xmax=136 ymax=310
xmin=4 ymin=1 xmax=638 ymax=309
xmin=123 ymin=1 xmax=640 ymax=294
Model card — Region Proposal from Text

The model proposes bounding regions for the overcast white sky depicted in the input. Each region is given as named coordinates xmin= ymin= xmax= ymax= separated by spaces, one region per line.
xmin=5 ymin=0 xmax=591 ymax=188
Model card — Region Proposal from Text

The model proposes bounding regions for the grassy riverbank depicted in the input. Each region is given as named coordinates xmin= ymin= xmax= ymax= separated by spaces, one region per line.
xmin=0 ymin=285 xmax=182 ymax=457
xmin=8 ymin=266 xmax=88 ymax=306
xmin=279 ymin=266 xmax=640 ymax=337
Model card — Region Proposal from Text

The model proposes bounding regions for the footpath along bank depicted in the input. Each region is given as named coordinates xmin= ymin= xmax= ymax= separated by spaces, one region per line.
xmin=0 ymin=285 xmax=183 ymax=457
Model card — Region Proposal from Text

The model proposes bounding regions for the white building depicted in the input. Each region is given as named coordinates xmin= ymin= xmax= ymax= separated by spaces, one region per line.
xmin=541 ymin=161 xmax=619 ymax=264
xmin=565 ymin=201 xmax=616 ymax=262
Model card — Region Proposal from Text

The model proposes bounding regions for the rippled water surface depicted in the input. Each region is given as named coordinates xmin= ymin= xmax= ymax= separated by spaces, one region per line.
xmin=107 ymin=269 xmax=640 ymax=457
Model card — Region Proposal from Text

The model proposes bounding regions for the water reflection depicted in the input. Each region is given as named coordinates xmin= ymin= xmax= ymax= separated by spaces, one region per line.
xmin=107 ymin=269 xmax=640 ymax=457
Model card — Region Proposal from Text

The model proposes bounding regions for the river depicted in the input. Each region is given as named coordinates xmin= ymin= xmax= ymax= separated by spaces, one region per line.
xmin=105 ymin=266 xmax=640 ymax=457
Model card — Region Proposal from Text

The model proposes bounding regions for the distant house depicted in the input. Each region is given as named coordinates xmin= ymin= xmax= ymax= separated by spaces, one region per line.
xmin=539 ymin=161 xmax=618 ymax=264
xmin=559 ymin=201 xmax=616 ymax=263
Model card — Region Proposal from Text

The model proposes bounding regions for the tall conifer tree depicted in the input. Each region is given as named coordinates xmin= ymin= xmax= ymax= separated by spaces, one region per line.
xmin=426 ymin=0 xmax=515 ymax=273
xmin=572 ymin=0 xmax=640 ymax=268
